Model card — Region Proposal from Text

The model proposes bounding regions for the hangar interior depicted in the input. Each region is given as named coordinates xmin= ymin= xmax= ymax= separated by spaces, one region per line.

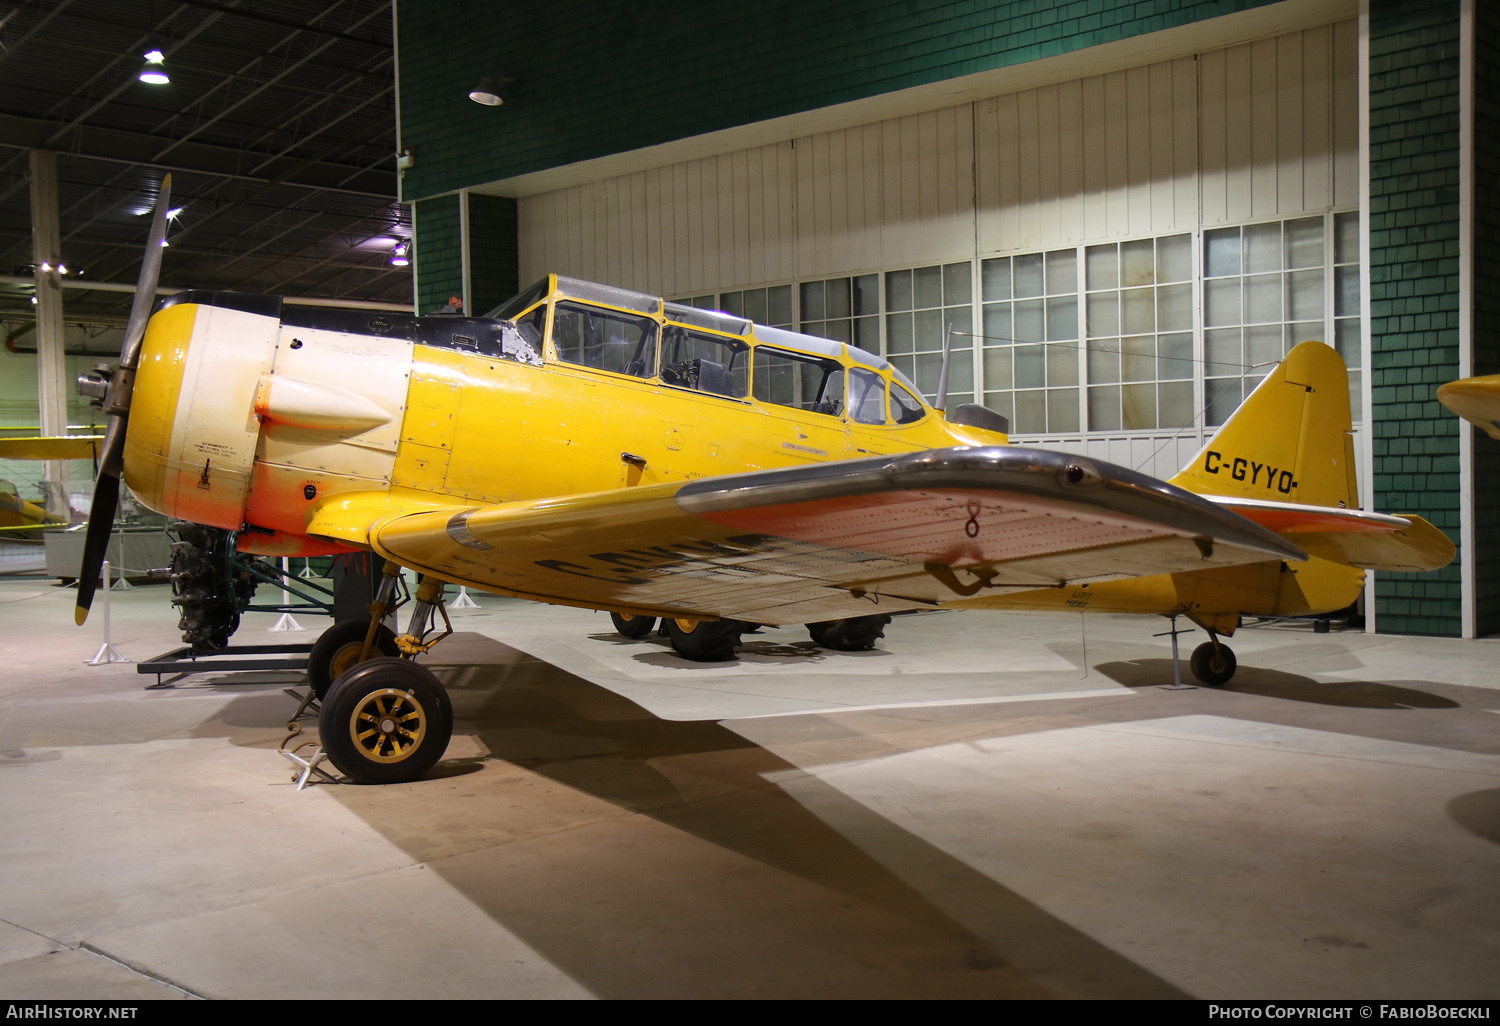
xmin=0 ymin=0 xmax=1498 ymax=1002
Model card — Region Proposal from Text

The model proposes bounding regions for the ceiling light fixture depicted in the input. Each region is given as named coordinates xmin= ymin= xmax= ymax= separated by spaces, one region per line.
xmin=468 ymin=75 xmax=515 ymax=106
xmin=139 ymin=49 xmax=170 ymax=85
xmin=390 ymin=242 xmax=410 ymax=267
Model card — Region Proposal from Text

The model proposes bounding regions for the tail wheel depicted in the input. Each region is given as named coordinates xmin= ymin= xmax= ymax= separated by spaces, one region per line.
xmin=610 ymin=611 xmax=657 ymax=639
xmin=308 ymin=619 xmax=400 ymax=699
xmin=807 ymin=614 xmax=892 ymax=651
xmin=1189 ymin=641 xmax=1237 ymax=686
xmin=319 ymin=658 xmax=453 ymax=784
xmin=664 ymin=617 xmax=742 ymax=662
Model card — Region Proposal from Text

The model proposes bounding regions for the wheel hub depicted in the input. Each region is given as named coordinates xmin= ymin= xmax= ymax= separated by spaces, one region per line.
xmin=348 ymin=688 xmax=427 ymax=764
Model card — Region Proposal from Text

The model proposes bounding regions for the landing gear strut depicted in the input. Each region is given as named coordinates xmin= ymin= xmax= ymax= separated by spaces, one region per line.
xmin=317 ymin=562 xmax=456 ymax=784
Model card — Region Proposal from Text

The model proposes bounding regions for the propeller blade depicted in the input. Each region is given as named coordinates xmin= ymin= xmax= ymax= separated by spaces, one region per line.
xmin=119 ymin=173 xmax=172 ymax=370
xmin=77 ymin=175 xmax=172 ymax=624
xmin=74 ymin=473 xmax=119 ymax=625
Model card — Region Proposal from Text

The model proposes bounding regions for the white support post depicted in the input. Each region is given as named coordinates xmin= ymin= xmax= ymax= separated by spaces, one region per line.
xmin=269 ymin=556 xmax=305 ymax=632
xmin=451 ymin=586 xmax=479 ymax=609
xmin=86 ymin=560 xmax=129 ymax=665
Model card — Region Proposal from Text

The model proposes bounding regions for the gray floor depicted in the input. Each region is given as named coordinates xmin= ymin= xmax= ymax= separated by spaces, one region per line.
xmin=1 ymin=573 xmax=1498 ymax=1000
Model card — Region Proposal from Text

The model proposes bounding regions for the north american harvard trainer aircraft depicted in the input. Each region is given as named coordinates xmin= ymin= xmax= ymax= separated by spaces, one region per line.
xmin=72 ymin=181 xmax=1453 ymax=785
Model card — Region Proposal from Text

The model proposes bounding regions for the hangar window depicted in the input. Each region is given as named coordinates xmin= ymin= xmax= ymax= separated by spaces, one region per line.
xmin=753 ymin=347 xmax=844 ymax=416
xmin=551 ymin=302 xmax=657 ymax=379
xmin=660 ymin=326 xmax=749 ymax=397
xmin=886 ymin=262 xmax=973 ymax=413
xmin=1201 ymin=214 xmax=1361 ymax=425
xmin=721 ymin=286 xmax=794 ymax=329
xmin=1081 ymin=234 xmax=1193 ymax=432
xmin=979 ymin=250 xmax=1078 ymax=434
xmin=800 ymin=275 xmax=878 ymax=352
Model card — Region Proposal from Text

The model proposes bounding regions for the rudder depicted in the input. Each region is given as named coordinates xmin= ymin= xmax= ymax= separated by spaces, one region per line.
xmin=1170 ymin=341 xmax=1358 ymax=509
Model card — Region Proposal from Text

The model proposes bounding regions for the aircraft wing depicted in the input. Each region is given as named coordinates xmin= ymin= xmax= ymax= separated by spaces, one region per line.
xmin=0 ymin=436 xmax=103 ymax=461
xmin=1437 ymin=375 xmax=1500 ymax=440
xmin=346 ymin=446 xmax=1305 ymax=625
xmin=1208 ymin=496 xmax=1454 ymax=573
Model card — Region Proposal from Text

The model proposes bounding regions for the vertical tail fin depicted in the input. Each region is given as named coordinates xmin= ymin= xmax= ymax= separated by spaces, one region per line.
xmin=1171 ymin=341 xmax=1359 ymax=509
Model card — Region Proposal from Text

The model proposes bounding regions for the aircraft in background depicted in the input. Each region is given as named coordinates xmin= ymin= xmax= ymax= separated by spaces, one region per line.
xmin=0 ymin=434 xmax=100 ymax=538
xmin=70 ymin=183 xmax=1451 ymax=785
xmin=1436 ymin=374 xmax=1500 ymax=440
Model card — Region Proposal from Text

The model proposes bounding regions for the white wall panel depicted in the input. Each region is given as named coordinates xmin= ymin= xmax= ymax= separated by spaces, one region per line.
xmin=517 ymin=142 xmax=796 ymax=296
xmin=976 ymin=55 xmax=1198 ymax=254
xmin=1198 ymin=23 xmax=1358 ymax=225
xmin=519 ymin=22 xmax=1356 ymax=297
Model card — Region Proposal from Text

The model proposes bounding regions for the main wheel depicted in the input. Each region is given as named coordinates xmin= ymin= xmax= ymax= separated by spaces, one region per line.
xmin=1189 ymin=641 xmax=1237 ymax=686
xmin=807 ymin=614 xmax=892 ymax=651
xmin=664 ymin=617 xmax=742 ymax=662
xmin=610 ymin=611 xmax=657 ymax=639
xmin=319 ymin=658 xmax=453 ymax=784
xmin=308 ymin=619 xmax=400 ymax=699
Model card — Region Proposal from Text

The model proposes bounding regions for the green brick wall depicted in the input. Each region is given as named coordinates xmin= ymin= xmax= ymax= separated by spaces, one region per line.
xmin=1472 ymin=0 xmax=1500 ymax=635
xmin=414 ymin=193 xmax=462 ymax=315
xmin=468 ymin=194 xmax=519 ymax=313
xmin=395 ymin=0 xmax=1284 ymax=203
xmin=1367 ymin=0 xmax=1462 ymax=636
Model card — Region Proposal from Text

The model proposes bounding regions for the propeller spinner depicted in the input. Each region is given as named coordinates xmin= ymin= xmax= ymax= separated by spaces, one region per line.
xmin=74 ymin=174 xmax=172 ymax=625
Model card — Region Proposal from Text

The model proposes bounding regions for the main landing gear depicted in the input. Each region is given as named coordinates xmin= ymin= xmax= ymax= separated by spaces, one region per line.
xmin=607 ymin=611 xmax=893 ymax=661
xmin=1189 ymin=638 xmax=1237 ymax=686
xmin=311 ymin=561 xmax=456 ymax=784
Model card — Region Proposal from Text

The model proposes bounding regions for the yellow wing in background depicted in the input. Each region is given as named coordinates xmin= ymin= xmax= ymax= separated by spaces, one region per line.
xmin=0 ymin=436 xmax=103 ymax=461
xmin=340 ymin=446 xmax=1305 ymax=626
xmin=1437 ymin=374 xmax=1500 ymax=440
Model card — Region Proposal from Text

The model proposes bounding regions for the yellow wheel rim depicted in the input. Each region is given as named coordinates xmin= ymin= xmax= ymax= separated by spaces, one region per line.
xmin=329 ymin=641 xmax=365 ymax=680
xmin=347 ymin=688 xmax=428 ymax=764
xmin=673 ymin=618 xmax=699 ymax=634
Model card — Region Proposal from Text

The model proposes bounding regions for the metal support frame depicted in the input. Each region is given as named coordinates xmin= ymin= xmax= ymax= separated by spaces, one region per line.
xmin=136 ymin=641 xmax=315 ymax=688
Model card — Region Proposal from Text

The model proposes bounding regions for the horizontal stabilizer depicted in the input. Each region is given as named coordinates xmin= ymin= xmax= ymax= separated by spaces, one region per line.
xmin=1214 ymin=496 xmax=1454 ymax=572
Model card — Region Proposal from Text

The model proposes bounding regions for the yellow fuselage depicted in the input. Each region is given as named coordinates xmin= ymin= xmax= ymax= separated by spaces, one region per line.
xmin=122 ymin=281 xmax=1362 ymax=631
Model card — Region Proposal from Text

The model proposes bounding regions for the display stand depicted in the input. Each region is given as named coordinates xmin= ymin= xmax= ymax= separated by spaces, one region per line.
xmin=86 ymin=560 xmax=130 ymax=665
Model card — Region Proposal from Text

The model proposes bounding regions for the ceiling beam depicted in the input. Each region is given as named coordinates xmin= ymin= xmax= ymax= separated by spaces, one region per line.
xmin=0 ymin=113 xmax=395 ymax=198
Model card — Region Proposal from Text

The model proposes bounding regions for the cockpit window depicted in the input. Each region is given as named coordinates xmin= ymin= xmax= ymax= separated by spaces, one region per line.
xmin=848 ymin=367 xmax=886 ymax=424
xmin=551 ymin=302 xmax=657 ymax=378
xmin=660 ymin=326 xmax=749 ymax=397
xmin=488 ymin=278 xmax=550 ymax=320
xmin=890 ymin=381 xmax=926 ymax=424
xmin=753 ymin=348 xmax=844 ymax=416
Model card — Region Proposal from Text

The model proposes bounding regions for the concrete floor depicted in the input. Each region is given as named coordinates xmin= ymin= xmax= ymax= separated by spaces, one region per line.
xmin=0 ymin=574 xmax=1497 ymax=1000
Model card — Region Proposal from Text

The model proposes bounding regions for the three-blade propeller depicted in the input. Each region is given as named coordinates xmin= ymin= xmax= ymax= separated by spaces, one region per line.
xmin=74 ymin=174 xmax=172 ymax=625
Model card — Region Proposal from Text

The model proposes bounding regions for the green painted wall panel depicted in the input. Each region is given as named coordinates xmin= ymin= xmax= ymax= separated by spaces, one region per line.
xmin=395 ymin=0 xmax=1284 ymax=201
xmin=415 ymin=193 xmax=462 ymax=315
xmin=1472 ymin=0 xmax=1500 ymax=635
xmin=1368 ymin=0 xmax=1461 ymax=636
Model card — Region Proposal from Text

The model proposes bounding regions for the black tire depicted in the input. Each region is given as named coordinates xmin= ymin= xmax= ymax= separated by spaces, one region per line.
xmin=664 ymin=617 xmax=742 ymax=662
xmin=807 ymin=614 xmax=892 ymax=651
xmin=319 ymin=658 xmax=453 ymax=784
xmin=308 ymin=619 xmax=400 ymax=699
xmin=1189 ymin=641 xmax=1237 ymax=686
xmin=610 ymin=611 xmax=657 ymax=639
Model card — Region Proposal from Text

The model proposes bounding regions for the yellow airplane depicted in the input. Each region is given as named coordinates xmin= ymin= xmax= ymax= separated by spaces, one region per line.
xmin=70 ymin=182 xmax=1452 ymax=784
xmin=0 ymin=435 xmax=99 ymax=537
xmin=1436 ymin=374 xmax=1500 ymax=440
xmin=0 ymin=477 xmax=65 ymax=538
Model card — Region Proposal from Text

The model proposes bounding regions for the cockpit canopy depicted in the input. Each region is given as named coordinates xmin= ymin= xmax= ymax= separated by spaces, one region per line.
xmin=488 ymin=274 xmax=938 ymax=427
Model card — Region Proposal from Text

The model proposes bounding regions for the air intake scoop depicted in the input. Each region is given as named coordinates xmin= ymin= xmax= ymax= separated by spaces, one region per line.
xmin=254 ymin=375 xmax=392 ymax=432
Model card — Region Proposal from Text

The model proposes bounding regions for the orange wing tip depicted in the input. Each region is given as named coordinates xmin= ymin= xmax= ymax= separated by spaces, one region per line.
xmin=75 ymin=606 xmax=90 ymax=626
